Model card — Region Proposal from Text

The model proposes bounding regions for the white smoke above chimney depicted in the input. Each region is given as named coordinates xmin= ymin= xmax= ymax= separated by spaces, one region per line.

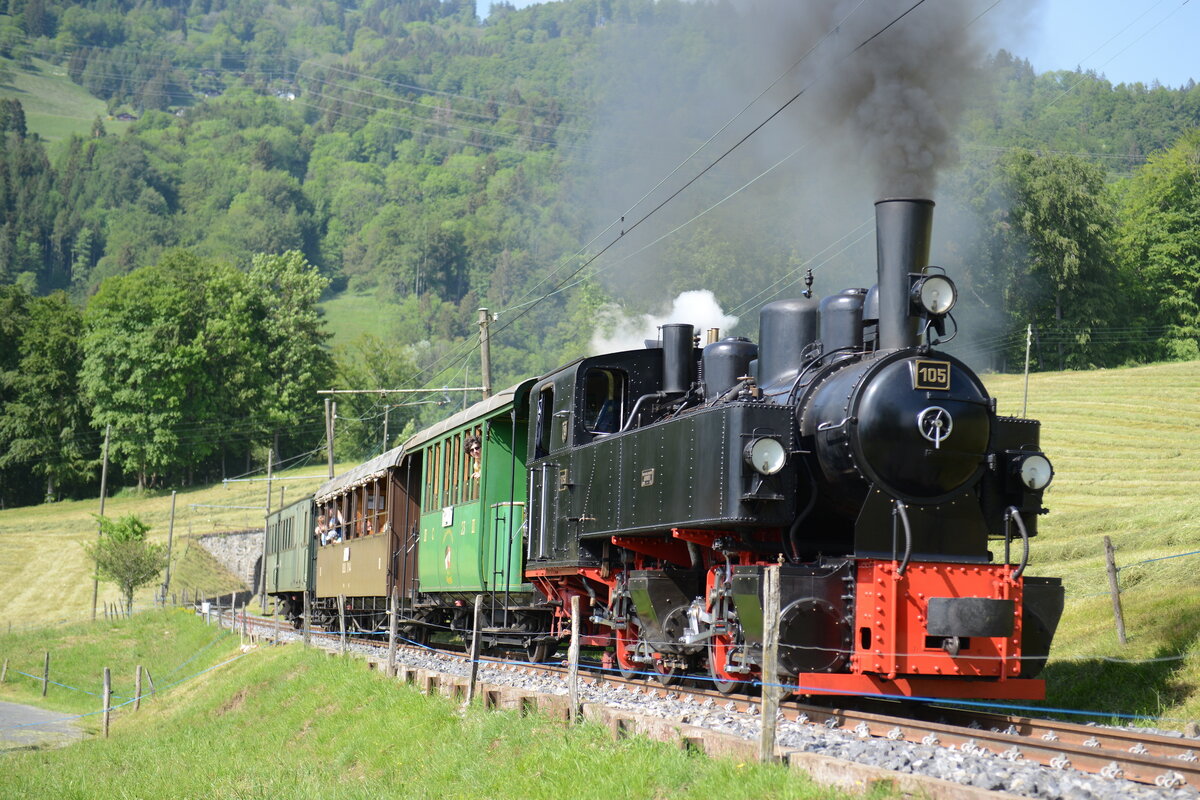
xmin=590 ymin=290 xmax=738 ymax=354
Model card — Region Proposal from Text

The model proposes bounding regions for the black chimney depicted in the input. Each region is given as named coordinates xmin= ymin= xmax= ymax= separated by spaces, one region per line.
xmin=661 ymin=323 xmax=695 ymax=394
xmin=875 ymin=198 xmax=934 ymax=350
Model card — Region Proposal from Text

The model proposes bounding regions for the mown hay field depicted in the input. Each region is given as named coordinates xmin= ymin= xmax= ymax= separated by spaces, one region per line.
xmin=986 ymin=360 xmax=1200 ymax=723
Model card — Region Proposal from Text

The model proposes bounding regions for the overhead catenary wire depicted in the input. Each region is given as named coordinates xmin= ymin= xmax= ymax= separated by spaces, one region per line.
xmin=407 ymin=0 xmax=939 ymax=392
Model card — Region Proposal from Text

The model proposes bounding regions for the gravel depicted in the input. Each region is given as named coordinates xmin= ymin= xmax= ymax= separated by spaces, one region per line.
xmin=253 ymin=619 xmax=1198 ymax=800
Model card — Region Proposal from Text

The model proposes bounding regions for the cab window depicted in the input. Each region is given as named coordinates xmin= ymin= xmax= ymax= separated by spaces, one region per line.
xmin=535 ymin=387 xmax=554 ymax=458
xmin=582 ymin=369 xmax=626 ymax=434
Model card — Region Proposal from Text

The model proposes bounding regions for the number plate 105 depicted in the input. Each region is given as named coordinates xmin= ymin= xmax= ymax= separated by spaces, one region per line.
xmin=913 ymin=359 xmax=951 ymax=391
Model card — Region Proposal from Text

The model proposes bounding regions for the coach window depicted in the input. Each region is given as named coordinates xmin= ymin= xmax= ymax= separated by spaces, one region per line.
xmin=444 ymin=438 xmax=451 ymax=506
xmin=464 ymin=425 xmax=482 ymax=502
xmin=535 ymin=387 xmax=554 ymax=458
xmin=582 ymin=369 xmax=626 ymax=435
xmin=451 ymin=433 xmax=462 ymax=505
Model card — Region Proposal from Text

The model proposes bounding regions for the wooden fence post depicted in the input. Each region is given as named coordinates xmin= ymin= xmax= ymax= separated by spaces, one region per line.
xmin=302 ymin=591 xmax=311 ymax=649
xmin=1 ymin=658 xmax=8 ymax=683
xmin=386 ymin=588 xmax=399 ymax=678
xmin=144 ymin=667 xmax=155 ymax=700
xmin=135 ymin=665 xmax=143 ymax=712
xmin=102 ymin=667 xmax=111 ymax=738
xmin=338 ymin=595 xmax=347 ymax=655
xmin=1104 ymin=536 xmax=1128 ymax=645
xmin=568 ymin=595 xmax=581 ymax=724
xmin=759 ymin=564 xmax=781 ymax=763
xmin=465 ymin=595 xmax=483 ymax=706
xmin=41 ymin=651 xmax=50 ymax=697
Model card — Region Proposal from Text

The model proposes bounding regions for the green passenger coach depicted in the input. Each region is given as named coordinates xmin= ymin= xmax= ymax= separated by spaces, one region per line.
xmin=408 ymin=380 xmax=535 ymax=600
xmin=264 ymin=496 xmax=315 ymax=626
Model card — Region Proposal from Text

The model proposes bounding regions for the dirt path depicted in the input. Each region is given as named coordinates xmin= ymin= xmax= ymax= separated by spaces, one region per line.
xmin=0 ymin=700 xmax=84 ymax=750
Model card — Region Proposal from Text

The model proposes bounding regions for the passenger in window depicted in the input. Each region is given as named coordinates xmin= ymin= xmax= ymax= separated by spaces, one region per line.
xmin=465 ymin=436 xmax=482 ymax=480
xmin=315 ymin=513 xmax=328 ymax=546
xmin=329 ymin=507 xmax=344 ymax=543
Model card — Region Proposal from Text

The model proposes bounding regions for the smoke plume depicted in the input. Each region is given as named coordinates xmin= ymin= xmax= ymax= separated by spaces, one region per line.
xmin=575 ymin=0 xmax=1032 ymax=325
xmin=590 ymin=290 xmax=738 ymax=354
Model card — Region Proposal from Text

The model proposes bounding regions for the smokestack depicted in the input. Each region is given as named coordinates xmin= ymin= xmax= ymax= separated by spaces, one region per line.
xmin=661 ymin=323 xmax=695 ymax=394
xmin=875 ymin=198 xmax=934 ymax=350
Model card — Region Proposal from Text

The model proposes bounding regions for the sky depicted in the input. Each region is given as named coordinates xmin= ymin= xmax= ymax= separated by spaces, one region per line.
xmin=478 ymin=0 xmax=1200 ymax=89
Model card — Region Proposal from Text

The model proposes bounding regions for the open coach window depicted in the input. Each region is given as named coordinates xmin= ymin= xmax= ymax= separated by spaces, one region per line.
xmin=583 ymin=368 xmax=626 ymax=435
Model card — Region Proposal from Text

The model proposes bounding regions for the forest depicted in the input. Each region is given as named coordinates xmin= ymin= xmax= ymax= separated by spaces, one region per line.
xmin=0 ymin=0 xmax=1198 ymax=506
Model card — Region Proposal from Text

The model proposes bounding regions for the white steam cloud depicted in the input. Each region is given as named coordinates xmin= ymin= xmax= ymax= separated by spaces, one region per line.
xmin=590 ymin=290 xmax=738 ymax=354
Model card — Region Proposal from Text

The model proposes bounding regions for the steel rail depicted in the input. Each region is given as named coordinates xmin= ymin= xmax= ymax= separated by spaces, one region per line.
xmin=230 ymin=608 xmax=1197 ymax=790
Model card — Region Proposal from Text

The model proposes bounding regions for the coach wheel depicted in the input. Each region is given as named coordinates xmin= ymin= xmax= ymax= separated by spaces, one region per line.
xmin=526 ymin=639 xmax=553 ymax=664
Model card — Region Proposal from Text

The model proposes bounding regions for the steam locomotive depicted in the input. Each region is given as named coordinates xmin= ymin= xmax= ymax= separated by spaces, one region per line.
xmin=266 ymin=197 xmax=1063 ymax=700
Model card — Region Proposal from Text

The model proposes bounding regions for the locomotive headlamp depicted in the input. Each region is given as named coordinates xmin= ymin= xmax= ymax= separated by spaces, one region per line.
xmin=745 ymin=437 xmax=787 ymax=475
xmin=1017 ymin=453 xmax=1054 ymax=491
xmin=911 ymin=274 xmax=958 ymax=316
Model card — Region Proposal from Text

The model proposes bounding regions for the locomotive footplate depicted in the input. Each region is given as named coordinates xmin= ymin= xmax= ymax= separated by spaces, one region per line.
xmin=792 ymin=673 xmax=1047 ymax=700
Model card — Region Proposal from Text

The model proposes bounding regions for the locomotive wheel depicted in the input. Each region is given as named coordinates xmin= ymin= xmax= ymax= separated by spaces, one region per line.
xmin=614 ymin=616 xmax=679 ymax=685
xmin=651 ymin=659 xmax=681 ymax=687
xmin=708 ymin=633 xmax=749 ymax=695
xmin=614 ymin=618 xmax=641 ymax=680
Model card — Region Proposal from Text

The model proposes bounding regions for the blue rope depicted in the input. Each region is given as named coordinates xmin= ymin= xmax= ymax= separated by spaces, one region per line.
xmin=0 ymin=652 xmax=250 ymax=733
xmin=1119 ymin=548 xmax=1200 ymax=570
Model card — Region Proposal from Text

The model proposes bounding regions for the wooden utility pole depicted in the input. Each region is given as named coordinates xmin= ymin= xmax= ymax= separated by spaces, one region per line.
xmin=91 ymin=424 xmax=111 ymax=621
xmin=478 ymin=308 xmax=492 ymax=400
xmin=162 ymin=490 xmax=177 ymax=600
xmin=759 ymin=565 xmax=782 ymax=763
xmin=465 ymin=595 xmax=484 ymax=706
xmin=1104 ymin=536 xmax=1128 ymax=645
xmin=382 ymin=404 xmax=389 ymax=451
xmin=325 ymin=398 xmax=335 ymax=479
xmin=1022 ymin=324 xmax=1033 ymax=417
xmin=260 ymin=449 xmax=273 ymax=612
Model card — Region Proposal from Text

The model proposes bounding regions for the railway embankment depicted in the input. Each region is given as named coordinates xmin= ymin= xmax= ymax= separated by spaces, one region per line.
xmin=0 ymin=609 xmax=858 ymax=799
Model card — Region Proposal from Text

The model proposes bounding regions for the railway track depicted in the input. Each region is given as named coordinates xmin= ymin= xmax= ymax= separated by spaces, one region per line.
xmin=229 ymin=609 xmax=1197 ymax=792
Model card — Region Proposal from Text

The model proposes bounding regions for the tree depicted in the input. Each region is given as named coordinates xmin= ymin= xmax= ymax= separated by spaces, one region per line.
xmin=1118 ymin=129 xmax=1200 ymax=360
xmin=249 ymin=251 xmax=335 ymax=457
xmin=0 ymin=291 xmax=93 ymax=501
xmin=85 ymin=514 xmax=166 ymax=613
xmin=81 ymin=251 xmax=232 ymax=489
xmin=976 ymin=151 xmax=1122 ymax=370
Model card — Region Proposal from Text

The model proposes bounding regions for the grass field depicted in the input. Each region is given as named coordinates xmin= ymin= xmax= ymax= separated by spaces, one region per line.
xmin=0 ymin=57 xmax=133 ymax=142
xmin=0 ymin=461 xmax=349 ymax=630
xmin=0 ymin=361 xmax=1197 ymax=726
xmin=985 ymin=360 xmax=1200 ymax=724
xmin=0 ymin=612 xmax=874 ymax=799
xmin=318 ymin=289 xmax=406 ymax=349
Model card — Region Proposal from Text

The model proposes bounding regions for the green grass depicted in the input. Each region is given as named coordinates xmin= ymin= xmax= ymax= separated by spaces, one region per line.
xmin=0 ymin=57 xmax=133 ymax=142
xmin=0 ymin=613 xmax=878 ymax=799
xmin=0 ymin=462 xmax=353 ymax=629
xmin=319 ymin=289 xmax=406 ymax=349
xmin=0 ymin=609 xmax=240 ymax=721
xmin=985 ymin=360 xmax=1200 ymax=725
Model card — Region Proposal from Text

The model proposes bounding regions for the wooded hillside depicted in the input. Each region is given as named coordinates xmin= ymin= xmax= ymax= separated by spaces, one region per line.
xmin=1 ymin=0 xmax=1198 ymax=506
